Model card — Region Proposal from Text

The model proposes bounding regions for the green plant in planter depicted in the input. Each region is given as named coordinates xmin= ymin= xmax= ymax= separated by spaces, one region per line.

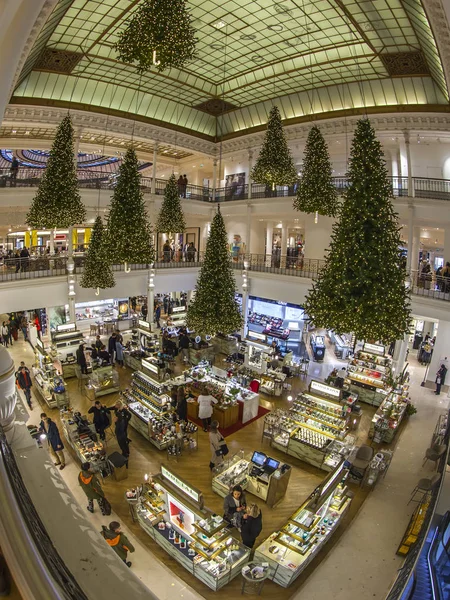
xmin=406 ymin=403 xmax=417 ymax=416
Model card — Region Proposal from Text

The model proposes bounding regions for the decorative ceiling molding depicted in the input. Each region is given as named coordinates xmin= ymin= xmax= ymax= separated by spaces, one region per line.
xmin=35 ymin=47 xmax=83 ymax=74
xmin=380 ymin=52 xmax=429 ymax=76
xmin=422 ymin=0 xmax=450 ymax=96
xmin=2 ymin=105 xmax=217 ymax=157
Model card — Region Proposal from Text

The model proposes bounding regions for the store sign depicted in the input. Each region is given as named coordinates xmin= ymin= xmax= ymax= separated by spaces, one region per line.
xmin=310 ymin=380 xmax=341 ymax=398
xmin=161 ymin=466 xmax=200 ymax=502
xmin=138 ymin=319 xmax=150 ymax=330
xmin=172 ymin=306 xmax=185 ymax=314
xmin=248 ymin=331 xmax=266 ymax=342
xmin=363 ymin=342 xmax=385 ymax=356
xmin=56 ymin=323 xmax=76 ymax=333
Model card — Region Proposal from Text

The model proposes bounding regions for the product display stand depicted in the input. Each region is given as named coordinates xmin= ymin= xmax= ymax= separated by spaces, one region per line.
xmin=60 ymin=409 xmax=108 ymax=476
xmin=85 ymin=366 xmax=119 ymax=400
xmin=369 ymin=384 xmax=410 ymax=443
xmin=346 ymin=343 xmax=392 ymax=406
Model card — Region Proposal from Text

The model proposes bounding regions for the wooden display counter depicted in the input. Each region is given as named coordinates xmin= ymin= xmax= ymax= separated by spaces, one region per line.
xmin=187 ymin=400 xmax=239 ymax=430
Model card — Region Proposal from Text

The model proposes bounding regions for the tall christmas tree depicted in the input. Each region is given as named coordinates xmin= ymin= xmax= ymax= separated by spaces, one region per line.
xmin=304 ymin=119 xmax=411 ymax=344
xmin=187 ymin=206 xmax=242 ymax=336
xmin=105 ymin=148 xmax=154 ymax=266
xmin=27 ymin=115 xmax=86 ymax=228
xmin=251 ymin=106 xmax=297 ymax=189
xmin=80 ymin=216 xmax=115 ymax=291
xmin=294 ymin=126 xmax=338 ymax=217
xmin=156 ymin=174 xmax=186 ymax=236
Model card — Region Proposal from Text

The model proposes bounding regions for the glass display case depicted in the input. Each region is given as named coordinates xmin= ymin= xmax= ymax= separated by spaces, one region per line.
xmin=254 ymin=463 xmax=352 ymax=587
xmin=346 ymin=349 xmax=392 ymax=406
xmin=60 ymin=408 xmax=108 ymax=474
xmin=32 ymin=367 xmax=68 ymax=409
xmin=212 ymin=453 xmax=249 ymax=497
xmin=369 ymin=386 xmax=409 ymax=443
xmin=85 ymin=366 xmax=119 ymax=400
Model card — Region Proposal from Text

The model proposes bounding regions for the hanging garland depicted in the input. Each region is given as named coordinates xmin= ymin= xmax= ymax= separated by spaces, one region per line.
xmin=115 ymin=0 xmax=198 ymax=73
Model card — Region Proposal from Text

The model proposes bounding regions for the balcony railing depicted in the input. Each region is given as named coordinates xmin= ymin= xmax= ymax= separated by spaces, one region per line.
xmin=2 ymin=168 xmax=450 ymax=202
xmin=1 ymin=254 xmax=449 ymax=304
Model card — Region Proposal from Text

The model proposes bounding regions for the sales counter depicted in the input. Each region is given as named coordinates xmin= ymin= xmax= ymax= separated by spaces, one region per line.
xmin=254 ymin=462 xmax=352 ymax=587
xmin=60 ymin=408 xmax=108 ymax=474
xmin=85 ymin=366 xmax=119 ymax=400
xmin=369 ymin=384 xmax=409 ymax=443
xmin=346 ymin=346 xmax=392 ymax=406
xmin=32 ymin=367 xmax=68 ymax=409
xmin=133 ymin=465 xmax=250 ymax=590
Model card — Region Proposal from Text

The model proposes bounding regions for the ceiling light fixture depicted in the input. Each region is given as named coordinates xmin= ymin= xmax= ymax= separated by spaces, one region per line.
xmin=268 ymin=25 xmax=283 ymax=32
xmin=213 ymin=20 xmax=226 ymax=29
xmin=12 ymin=130 xmax=16 ymax=134
xmin=240 ymin=34 xmax=257 ymax=40
xmin=210 ymin=44 xmax=224 ymax=50
xmin=25 ymin=131 xmax=30 ymax=135
xmin=252 ymin=55 xmax=264 ymax=63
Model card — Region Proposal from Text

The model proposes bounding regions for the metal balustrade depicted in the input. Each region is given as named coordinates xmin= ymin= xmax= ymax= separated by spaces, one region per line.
xmin=1 ymin=254 xmax=449 ymax=305
xmin=1 ymin=167 xmax=450 ymax=202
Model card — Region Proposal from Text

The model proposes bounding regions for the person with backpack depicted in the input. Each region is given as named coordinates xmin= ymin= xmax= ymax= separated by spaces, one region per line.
xmin=101 ymin=521 xmax=135 ymax=567
xmin=15 ymin=361 xmax=33 ymax=409
xmin=78 ymin=462 xmax=110 ymax=515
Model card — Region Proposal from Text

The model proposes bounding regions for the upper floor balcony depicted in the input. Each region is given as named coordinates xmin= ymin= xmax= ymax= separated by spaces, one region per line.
xmin=2 ymin=168 xmax=450 ymax=203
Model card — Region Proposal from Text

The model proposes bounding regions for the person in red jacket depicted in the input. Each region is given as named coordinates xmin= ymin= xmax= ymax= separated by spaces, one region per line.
xmin=16 ymin=362 xmax=33 ymax=409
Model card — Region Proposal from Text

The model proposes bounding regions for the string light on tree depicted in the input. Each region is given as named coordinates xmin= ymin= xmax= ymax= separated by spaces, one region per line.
xmin=27 ymin=115 xmax=85 ymax=228
xmin=105 ymin=148 xmax=154 ymax=269
xmin=156 ymin=173 xmax=186 ymax=239
xmin=304 ymin=118 xmax=411 ymax=344
xmin=187 ymin=206 xmax=242 ymax=336
xmin=294 ymin=125 xmax=338 ymax=219
xmin=80 ymin=216 xmax=115 ymax=292
xmin=251 ymin=106 xmax=297 ymax=190
xmin=115 ymin=0 xmax=198 ymax=73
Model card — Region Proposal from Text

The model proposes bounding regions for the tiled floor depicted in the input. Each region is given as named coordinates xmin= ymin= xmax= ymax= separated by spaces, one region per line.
xmin=6 ymin=334 xmax=448 ymax=600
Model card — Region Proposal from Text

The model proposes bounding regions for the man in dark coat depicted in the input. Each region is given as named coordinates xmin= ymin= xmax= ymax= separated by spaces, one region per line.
xmin=16 ymin=361 xmax=33 ymax=409
xmin=39 ymin=413 xmax=65 ymax=469
xmin=76 ymin=343 xmax=88 ymax=375
xmin=107 ymin=400 xmax=132 ymax=446
xmin=88 ymin=401 xmax=110 ymax=440
xmin=108 ymin=333 xmax=117 ymax=365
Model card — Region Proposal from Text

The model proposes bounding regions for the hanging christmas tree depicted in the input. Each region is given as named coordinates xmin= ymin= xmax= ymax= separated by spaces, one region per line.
xmin=27 ymin=115 xmax=85 ymax=228
xmin=80 ymin=216 xmax=115 ymax=291
xmin=251 ymin=106 xmax=297 ymax=189
xmin=304 ymin=119 xmax=411 ymax=344
xmin=187 ymin=206 xmax=242 ymax=336
xmin=156 ymin=174 xmax=186 ymax=236
xmin=115 ymin=0 xmax=197 ymax=73
xmin=105 ymin=148 xmax=154 ymax=266
xmin=294 ymin=125 xmax=338 ymax=217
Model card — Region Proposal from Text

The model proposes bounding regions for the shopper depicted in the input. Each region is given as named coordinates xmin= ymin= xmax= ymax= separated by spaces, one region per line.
xmin=88 ymin=401 xmax=110 ymax=441
xmin=198 ymin=386 xmax=218 ymax=431
xmin=15 ymin=362 xmax=33 ymax=409
xmin=241 ymin=503 xmax=263 ymax=550
xmin=20 ymin=317 xmax=28 ymax=341
xmin=162 ymin=240 xmax=171 ymax=262
xmin=108 ymin=332 xmax=117 ymax=365
xmin=78 ymin=462 xmax=108 ymax=514
xmin=141 ymin=302 xmax=148 ymax=321
xmin=182 ymin=174 xmax=188 ymax=198
xmin=335 ymin=366 xmax=346 ymax=389
xmin=1 ymin=322 xmax=9 ymax=347
xmin=101 ymin=521 xmax=135 ymax=567
xmin=176 ymin=386 xmax=187 ymax=421
xmin=76 ymin=342 xmax=88 ymax=375
xmin=10 ymin=156 xmax=19 ymax=187
xmin=154 ymin=303 xmax=161 ymax=328
xmin=114 ymin=413 xmax=129 ymax=458
xmin=108 ymin=400 xmax=132 ymax=446
xmin=435 ymin=364 xmax=448 ymax=395
xmin=170 ymin=387 xmax=178 ymax=410
xmin=39 ymin=413 xmax=65 ymax=470
xmin=186 ymin=242 xmax=196 ymax=262
xmin=98 ymin=344 xmax=111 ymax=364
xmin=209 ymin=420 xmax=226 ymax=471
xmin=179 ymin=331 xmax=190 ymax=363
xmin=20 ymin=247 xmax=30 ymax=271
xmin=115 ymin=339 xmax=125 ymax=368
xmin=177 ymin=175 xmax=184 ymax=196
xmin=223 ymin=484 xmax=247 ymax=526
xmin=95 ymin=335 xmax=103 ymax=350
xmin=33 ymin=313 xmax=41 ymax=339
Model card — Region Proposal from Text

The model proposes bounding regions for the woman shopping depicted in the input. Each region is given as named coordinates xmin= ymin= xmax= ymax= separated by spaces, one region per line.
xmin=198 ymin=385 xmax=218 ymax=432
xmin=209 ymin=420 xmax=227 ymax=471
xmin=241 ymin=503 xmax=263 ymax=550
xmin=223 ymin=484 xmax=247 ymax=526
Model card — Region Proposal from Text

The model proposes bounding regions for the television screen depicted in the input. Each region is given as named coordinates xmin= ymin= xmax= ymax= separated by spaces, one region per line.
xmin=251 ymin=451 xmax=267 ymax=467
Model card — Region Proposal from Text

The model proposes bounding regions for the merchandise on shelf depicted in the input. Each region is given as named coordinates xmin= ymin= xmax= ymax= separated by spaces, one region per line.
xmin=346 ymin=348 xmax=392 ymax=406
xmin=60 ymin=408 xmax=108 ymax=473
xmin=135 ymin=466 xmax=250 ymax=590
xmin=85 ymin=366 xmax=119 ymax=400
xmin=32 ymin=367 xmax=69 ymax=409
xmin=254 ymin=463 xmax=352 ymax=587
xmin=369 ymin=384 xmax=410 ymax=443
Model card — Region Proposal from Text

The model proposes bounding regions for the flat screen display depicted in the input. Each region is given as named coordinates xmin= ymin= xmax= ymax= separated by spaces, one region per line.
xmin=167 ymin=493 xmax=195 ymax=538
xmin=251 ymin=451 xmax=267 ymax=467
xmin=266 ymin=458 xmax=280 ymax=471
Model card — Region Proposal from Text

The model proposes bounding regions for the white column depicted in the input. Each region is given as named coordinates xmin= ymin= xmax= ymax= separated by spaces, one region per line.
xmin=405 ymin=201 xmax=414 ymax=273
xmin=444 ymin=227 xmax=450 ymax=265
xmin=246 ymin=204 xmax=252 ymax=259
xmin=266 ymin=221 xmax=273 ymax=266
xmin=151 ymin=142 xmax=158 ymax=194
xmin=248 ymin=150 xmax=253 ymax=200
xmin=427 ymin=319 xmax=450 ymax=385
xmin=241 ymin=264 xmax=250 ymax=338
xmin=411 ymin=226 xmax=421 ymax=275
xmin=281 ymin=223 xmax=288 ymax=268
xmin=73 ymin=133 xmax=81 ymax=167
xmin=147 ymin=266 xmax=155 ymax=329
xmin=67 ymin=259 xmax=76 ymax=323
xmin=404 ymin=130 xmax=414 ymax=197
xmin=212 ymin=158 xmax=218 ymax=202
xmin=49 ymin=229 xmax=55 ymax=254
xmin=393 ymin=333 xmax=409 ymax=376
xmin=303 ymin=213 xmax=334 ymax=262
xmin=0 ymin=347 xmax=17 ymax=433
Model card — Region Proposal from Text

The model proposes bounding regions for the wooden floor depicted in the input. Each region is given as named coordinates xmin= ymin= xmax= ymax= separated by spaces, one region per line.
xmin=46 ymin=350 xmax=383 ymax=600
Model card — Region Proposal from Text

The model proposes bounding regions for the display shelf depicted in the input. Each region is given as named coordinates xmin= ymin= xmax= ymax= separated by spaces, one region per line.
xmin=254 ymin=464 xmax=352 ymax=587
xmin=60 ymin=409 xmax=107 ymax=474
xmin=212 ymin=458 xmax=249 ymax=497
xmin=32 ymin=368 xmax=68 ymax=409
xmin=85 ymin=366 xmax=119 ymax=400
xmin=369 ymin=387 xmax=409 ymax=443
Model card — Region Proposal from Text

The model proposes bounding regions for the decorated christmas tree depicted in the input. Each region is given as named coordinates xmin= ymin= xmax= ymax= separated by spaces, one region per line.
xmin=115 ymin=0 xmax=197 ymax=73
xmin=80 ymin=216 xmax=115 ymax=291
xmin=251 ymin=106 xmax=297 ymax=189
xmin=304 ymin=119 xmax=411 ymax=344
xmin=187 ymin=206 xmax=242 ymax=336
xmin=27 ymin=115 xmax=85 ymax=228
xmin=294 ymin=126 xmax=338 ymax=217
xmin=105 ymin=148 xmax=154 ymax=266
xmin=156 ymin=174 xmax=186 ymax=236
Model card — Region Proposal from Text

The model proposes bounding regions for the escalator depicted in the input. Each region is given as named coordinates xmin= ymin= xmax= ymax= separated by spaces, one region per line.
xmin=409 ymin=541 xmax=434 ymax=600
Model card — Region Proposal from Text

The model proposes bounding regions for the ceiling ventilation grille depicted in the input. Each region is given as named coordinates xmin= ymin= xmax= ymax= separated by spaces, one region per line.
xmin=381 ymin=52 xmax=429 ymax=76
xmin=35 ymin=47 xmax=84 ymax=74
xmin=194 ymin=98 xmax=238 ymax=116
